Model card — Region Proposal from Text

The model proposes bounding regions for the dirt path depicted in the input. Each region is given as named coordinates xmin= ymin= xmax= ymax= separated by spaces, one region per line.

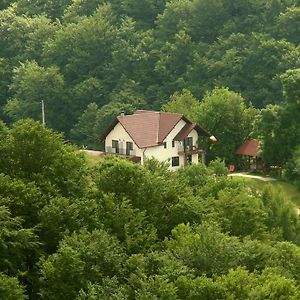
xmin=229 ymin=172 xmax=277 ymax=182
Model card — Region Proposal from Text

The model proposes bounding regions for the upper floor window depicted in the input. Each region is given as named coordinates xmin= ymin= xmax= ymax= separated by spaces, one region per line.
xmin=184 ymin=137 xmax=193 ymax=150
xmin=163 ymin=142 xmax=167 ymax=149
xmin=172 ymin=140 xmax=175 ymax=147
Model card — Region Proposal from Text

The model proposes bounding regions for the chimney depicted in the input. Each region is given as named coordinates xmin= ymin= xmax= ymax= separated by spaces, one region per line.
xmin=120 ymin=111 xmax=125 ymax=116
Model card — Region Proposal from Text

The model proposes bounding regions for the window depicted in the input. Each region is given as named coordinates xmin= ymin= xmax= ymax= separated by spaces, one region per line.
xmin=172 ymin=140 xmax=175 ymax=147
xmin=172 ymin=156 xmax=180 ymax=167
xmin=112 ymin=140 xmax=119 ymax=153
xmin=163 ymin=142 xmax=167 ymax=149
xmin=126 ymin=141 xmax=133 ymax=155
xmin=184 ymin=137 xmax=193 ymax=150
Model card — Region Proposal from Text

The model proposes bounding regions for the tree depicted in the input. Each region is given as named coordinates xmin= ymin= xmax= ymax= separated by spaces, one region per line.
xmin=105 ymin=18 xmax=156 ymax=103
xmin=70 ymin=103 xmax=100 ymax=149
xmin=175 ymin=275 xmax=226 ymax=300
xmin=0 ymin=119 xmax=88 ymax=197
xmin=208 ymin=158 xmax=229 ymax=176
xmin=197 ymin=87 xmax=257 ymax=163
xmin=176 ymin=162 xmax=212 ymax=192
xmin=0 ymin=174 xmax=45 ymax=228
xmin=285 ymin=146 xmax=300 ymax=189
xmin=63 ymin=0 xmax=107 ymax=22
xmin=0 ymin=206 xmax=37 ymax=276
xmin=0 ymin=273 xmax=26 ymax=300
xmin=6 ymin=61 xmax=69 ymax=132
xmin=156 ymin=0 xmax=192 ymax=40
xmin=261 ymin=186 xmax=300 ymax=243
xmin=97 ymin=194 xmax=158 ymax=254
xmin=121 ymin=0 xmax=168 ymax=29
xmin=266 ymin=241 xmax=300 ymax=283
xmin=0 ymin=8 xmax=57 ymax=63
xmin=0 ymin=58 xmax=12 ymax=114
xmin=77 ymin=278 xmax=129 ymax=300
xmin=15 ymin=0 xmax=72 ymax=19
xmin=216 ymin=267 xmax=258 ymax=300
xmin=280 ymin=68 xmax=300 ymax=105
xmin=154 ymin=31 xmax=195 ymax=96
xmin=161 ymin=89 xmax=200 ymax=121
xmin=216 ymin=267 xmax=300 ymax=300
xmin=187 ymin=0 xmax=230 ymax=43
xmin=165 ymin=223 xmax=242 ymax=277
xmin=38 ymin=196 xmax=104 ymax=253
xmin=187 ymin=33 xmax=300 ymax=107
xmin=255 ymin=69 xmax=300 ymax=166
xmin=40 ymin=228 xmax=127 ymax=299
xmin=254 ymin=104 xmax=285 ymax=166
xmin=276 ymin=7 xmax=300 ymax=45
xmin=215 ymin=189 xmax=267 ymax=238
xmin=42 ymin=4 xmax=117 ymax=82
xmin=71 ymin=77 xmax=107 ymax=114
xmin=249 ymin=268 xmax=300 ymax=299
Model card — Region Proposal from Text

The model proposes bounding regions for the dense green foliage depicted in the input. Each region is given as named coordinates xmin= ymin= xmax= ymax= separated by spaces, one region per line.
xmin=0 ymin=120 xmax=299 ymax=299
xmin=1 ymin=0 xmax=300 ymax=162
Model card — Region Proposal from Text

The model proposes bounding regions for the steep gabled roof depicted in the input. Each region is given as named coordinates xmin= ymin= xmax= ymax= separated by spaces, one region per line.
xmin=236 ymin=139 xmax=260 ymax=157
xmin=174 ymin=123 xmax=210 ymax=141
xmin=101 ymin=110 xmax=211 ymax=148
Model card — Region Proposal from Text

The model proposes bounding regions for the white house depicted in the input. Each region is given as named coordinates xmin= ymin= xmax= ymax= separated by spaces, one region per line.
xmin=101 ymin=110 xmax=216 ymax=170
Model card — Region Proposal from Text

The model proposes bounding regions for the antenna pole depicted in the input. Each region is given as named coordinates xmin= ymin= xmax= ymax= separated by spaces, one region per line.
xmin=41 ymin=100 xmax=45 ymax=126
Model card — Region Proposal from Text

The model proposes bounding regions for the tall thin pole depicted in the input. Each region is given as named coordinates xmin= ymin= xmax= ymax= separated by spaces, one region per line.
xmin=41 ymin=100 xmax=45 ymax=126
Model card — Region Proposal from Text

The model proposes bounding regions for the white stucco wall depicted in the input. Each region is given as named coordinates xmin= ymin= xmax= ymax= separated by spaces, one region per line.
xmin=105 ymin=123 xmax=143 ymax=158
xmin=144 ymin=121 xmax=200 ymax=170
xmin=144 ymin=119 xmax=185 ymax=167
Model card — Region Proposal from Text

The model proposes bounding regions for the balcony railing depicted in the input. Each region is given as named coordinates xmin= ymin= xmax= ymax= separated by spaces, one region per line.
xmin=105 ymin=146 xmax=136 ymax=156
xmin=178 ymin=144 xmax=203 ymax=154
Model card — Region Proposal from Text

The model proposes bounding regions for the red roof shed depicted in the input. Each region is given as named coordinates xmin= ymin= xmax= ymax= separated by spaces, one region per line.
xmin=236 ymin=139 xmax=260 ymax=157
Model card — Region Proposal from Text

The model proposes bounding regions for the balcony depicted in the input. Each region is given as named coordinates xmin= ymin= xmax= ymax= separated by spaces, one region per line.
xmin=105 ymin=146 xmax=137 ymax=157
xmin=178 ymin=144 xmax=203 ymax=155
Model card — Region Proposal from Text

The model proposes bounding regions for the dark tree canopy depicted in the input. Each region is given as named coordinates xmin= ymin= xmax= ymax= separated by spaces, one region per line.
xmin=1 ymin=0 xmax=300 ymax=297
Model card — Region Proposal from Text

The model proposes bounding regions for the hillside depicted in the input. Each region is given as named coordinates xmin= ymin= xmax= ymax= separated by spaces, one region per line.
xmin=0 ymin=121 xmax=300 ymax=299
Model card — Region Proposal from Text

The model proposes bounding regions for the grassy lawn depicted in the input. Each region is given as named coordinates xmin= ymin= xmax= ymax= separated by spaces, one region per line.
xmin=85 ymin=154 xmax=103 ymax=166
xmin=80 ymin=150 xmax=104 ymax=166
xmin=232 ymin=176 xmax=300 ymax=207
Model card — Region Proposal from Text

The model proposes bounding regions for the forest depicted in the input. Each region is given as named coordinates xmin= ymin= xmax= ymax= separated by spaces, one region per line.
xmin=0 ymin=120 xmax=300 ymax=299
xmin=1 ymin=0 xmax=300 ymax=299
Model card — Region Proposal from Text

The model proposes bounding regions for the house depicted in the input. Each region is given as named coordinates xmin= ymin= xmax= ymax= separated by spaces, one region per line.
xmin=101 ymin=110 xmax=216 ymax=169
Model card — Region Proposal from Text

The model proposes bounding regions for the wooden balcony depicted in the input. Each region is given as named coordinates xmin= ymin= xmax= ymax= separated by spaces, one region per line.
xmin=178 ymin=145 xmax=204 ymax=155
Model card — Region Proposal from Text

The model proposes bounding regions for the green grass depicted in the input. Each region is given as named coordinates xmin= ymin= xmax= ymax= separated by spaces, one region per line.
xmin=81 ymin=151 xmax=104 ymax=166
xmin=232 ymin=177 xmax=300 ymax=207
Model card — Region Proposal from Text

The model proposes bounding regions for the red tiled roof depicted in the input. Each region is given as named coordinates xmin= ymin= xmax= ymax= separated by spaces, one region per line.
xmin=236 ymin=139 xmax=260 ymax=157
xmin=113 ymin=111 xmax=182 ymax=148
xmin=174 ymin=123 xmax=197 ymax=141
